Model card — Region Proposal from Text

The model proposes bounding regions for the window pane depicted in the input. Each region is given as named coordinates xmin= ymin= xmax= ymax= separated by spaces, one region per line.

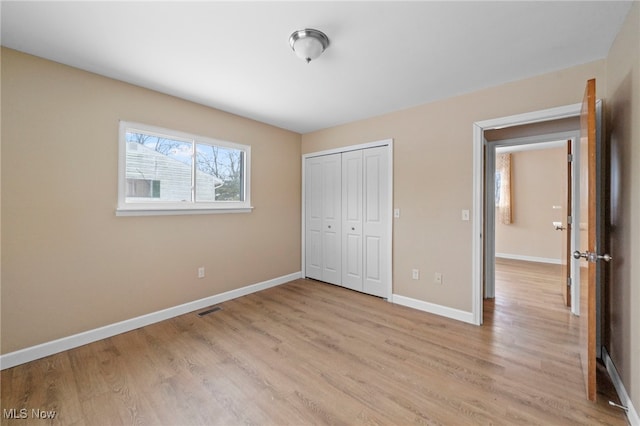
xmin=125 ymin=131 xmax=193 ymax=202
xmin=195 ymin=143 xmax=244 ymax=202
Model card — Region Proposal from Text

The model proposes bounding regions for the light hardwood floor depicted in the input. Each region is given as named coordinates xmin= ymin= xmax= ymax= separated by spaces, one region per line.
xmin=1 ymin=259 xmax=628 ymax=425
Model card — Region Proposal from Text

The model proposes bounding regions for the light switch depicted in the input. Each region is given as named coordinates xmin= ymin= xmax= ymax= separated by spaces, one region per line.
xmin=394 ymin=208 xmax=400 ymax=218
xmin=462 ymin=209 xmax=470 ymax=221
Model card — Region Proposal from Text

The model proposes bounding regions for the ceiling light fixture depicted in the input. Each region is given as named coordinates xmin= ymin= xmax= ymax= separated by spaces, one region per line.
xmin=289 ymin=28 xmax=329 ymax=64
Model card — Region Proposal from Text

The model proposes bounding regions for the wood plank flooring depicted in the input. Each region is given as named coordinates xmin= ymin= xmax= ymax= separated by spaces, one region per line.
xmin=1 ymin=259 xmax=628 ymax=425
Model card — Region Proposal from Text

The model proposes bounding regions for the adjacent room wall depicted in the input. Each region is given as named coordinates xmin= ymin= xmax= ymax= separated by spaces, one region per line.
xmin=495 ymin=147 xmax=566 ymax=263
xmin=1 ymin=48 xmax=302 ymax=354
xmin=302 ymin=60 xmax=606 ymax=312
xmin=604 ymin=0 xmax=640 ymax=417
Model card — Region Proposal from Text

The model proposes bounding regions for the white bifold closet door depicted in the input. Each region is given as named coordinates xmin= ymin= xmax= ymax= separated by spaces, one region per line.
xmin=305 ymin=153 xmax=342 ymax=285
xmin=306 ymin=146 xmax=388 ymax=298
xmin=342 ymin=147 xmax=388 ymax=297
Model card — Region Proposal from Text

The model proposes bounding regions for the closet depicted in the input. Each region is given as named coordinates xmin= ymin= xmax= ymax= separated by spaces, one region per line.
xmin=304 ymin=144 xmax=390 ymax=298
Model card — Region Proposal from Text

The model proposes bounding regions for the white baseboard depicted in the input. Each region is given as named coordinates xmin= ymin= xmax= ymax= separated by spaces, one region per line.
xmin=495 ymin=253 xmax=561 ymax=264
xmin=0 ymin=272 xmax=301 ymax=370
xmin=603 ymin=346 xmax=640 ymax=425
xmin=392 ymin=294 xmax=475 ymax=325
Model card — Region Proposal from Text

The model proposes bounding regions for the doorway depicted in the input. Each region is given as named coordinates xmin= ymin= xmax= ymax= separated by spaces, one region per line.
xmin=471 ymin=103 xmax=583 ymax=325
xmin=485 ymin=134 xmax=579 ymax=308
xmin=489 ymin=137 xmax=579 ymax=315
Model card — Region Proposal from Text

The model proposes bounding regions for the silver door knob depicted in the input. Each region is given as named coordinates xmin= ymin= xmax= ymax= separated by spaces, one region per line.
xmin=573 ymin=250 xmax=612 ymax=262
xmin=573 ymin=250 xmax=588 ymax=260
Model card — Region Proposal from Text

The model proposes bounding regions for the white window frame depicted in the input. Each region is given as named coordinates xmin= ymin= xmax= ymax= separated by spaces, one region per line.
xmin=116 ymin=121 xmax=252 ymax=216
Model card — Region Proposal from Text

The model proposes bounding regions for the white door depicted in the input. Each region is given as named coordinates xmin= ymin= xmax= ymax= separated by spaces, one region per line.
xmin=321 ymin=154 xmax=342 ymax=285
xmin=305 ymin=143 xmax=391 ymax=299
xmin=305 ymin=154 xmax=342 ymax=285
xmin=342 ymin=150 xmax=363 ymax=291
xmin=362 ymin=147 xmax=389 ymax=298
xmin=305 ymin=157 xmax=323 ymax=280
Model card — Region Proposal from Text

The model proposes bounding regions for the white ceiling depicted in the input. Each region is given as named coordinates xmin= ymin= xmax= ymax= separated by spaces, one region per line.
xmin=1 ymin=1 xmax=633 ymax=134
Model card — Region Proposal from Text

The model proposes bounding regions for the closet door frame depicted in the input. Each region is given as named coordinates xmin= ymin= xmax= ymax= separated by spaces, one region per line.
xmin=301 ymin=139 xmax=394 ymax=301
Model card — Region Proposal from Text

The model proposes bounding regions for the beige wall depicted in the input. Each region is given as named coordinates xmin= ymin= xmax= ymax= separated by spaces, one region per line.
xmin=303 ymin=60 xmax=606 ymax=312
xmin=1 ymin=48 xmax=302 ymax=354
xmin=495 ymin=148 xmax=566 ymax=262
xmin=605 ymin=1 xmax=640 ymax=415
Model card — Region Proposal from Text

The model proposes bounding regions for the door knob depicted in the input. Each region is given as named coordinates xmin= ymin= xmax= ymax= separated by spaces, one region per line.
xmin=573 ymin=250 xmax=588 ymax=260
xmin=598 ymin=253 xmax=613 ymax=262
xmin=573 ymin=250 xmax=612 ymax=262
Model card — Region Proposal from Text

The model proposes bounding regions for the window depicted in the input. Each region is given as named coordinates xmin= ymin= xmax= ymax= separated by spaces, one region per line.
xmin=117 ymin=121 xmax=251 ymax=215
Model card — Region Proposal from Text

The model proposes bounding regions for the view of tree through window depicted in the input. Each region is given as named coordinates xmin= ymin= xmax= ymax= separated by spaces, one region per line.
xmin=124 ymin=129 xmax=244 ymax=203
xmin=196 ymin=143 xmax=243 ymax=202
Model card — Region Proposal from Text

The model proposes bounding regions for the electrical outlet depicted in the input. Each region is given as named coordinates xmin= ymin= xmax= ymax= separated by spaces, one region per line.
xmin=434 ymin=272 xmax=443 ymax=285
xmin=198 ymin=267 xmax=205 ymax=279
xmin=412 ymin=269 xmax=419 ymax=280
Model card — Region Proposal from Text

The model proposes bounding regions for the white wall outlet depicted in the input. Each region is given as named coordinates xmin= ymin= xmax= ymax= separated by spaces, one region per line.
xmin=198 ymin=267 xmax=205 ymax=279
xmin=394 ymin=208 xmax=400 ymax=218
xmin=434 ymin=272 xmax=443 ymax=284
xmin=412 ymin=269 xmax=419 ymax=280
xmin=461 ymin=209 xmax=470 ymax=221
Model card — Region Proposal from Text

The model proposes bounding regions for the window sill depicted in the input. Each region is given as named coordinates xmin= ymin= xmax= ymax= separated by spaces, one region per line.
xmin=115 ymin=206 xmax=254 ymax=217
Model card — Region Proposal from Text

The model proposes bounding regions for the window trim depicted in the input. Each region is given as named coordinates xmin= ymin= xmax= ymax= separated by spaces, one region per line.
xmin=116 ymin=120 xmax=252 ymax=216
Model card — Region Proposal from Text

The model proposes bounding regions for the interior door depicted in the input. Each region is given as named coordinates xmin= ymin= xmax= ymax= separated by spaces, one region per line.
xmin=362 ymin=147 xmax=389 ymax=298
xmin=342 ymin=150 xmax=363 ymax=291
xmin=576 ymin=78 xmax=607 ymax=402
xmin=321 ymin=154 xmax=342 ymax=285
xmin=305 ymin=157 xmax=323 ymax=281
xmin=304 ymin=154 xmax=342 ymax=285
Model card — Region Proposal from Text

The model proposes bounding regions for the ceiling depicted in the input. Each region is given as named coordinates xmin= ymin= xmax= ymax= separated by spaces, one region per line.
xmin=1 ymin=1 xmax=633 ymax=134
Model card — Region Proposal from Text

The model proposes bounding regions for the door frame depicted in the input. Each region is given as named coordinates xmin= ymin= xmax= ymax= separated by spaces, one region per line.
xmin=301 ymin=139 xmax=394 ymax=300
xmin=472 ymin=103 xmax=582 ymax=325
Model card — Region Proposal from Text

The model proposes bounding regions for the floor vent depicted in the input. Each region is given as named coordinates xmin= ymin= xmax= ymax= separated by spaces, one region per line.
xmin=197 ymin=306 xmax=222 ymax=317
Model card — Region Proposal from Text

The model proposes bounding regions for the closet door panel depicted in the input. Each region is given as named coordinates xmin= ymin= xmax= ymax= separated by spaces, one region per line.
xmin=305 ymin=158 xmax=323 ymax=280
xmin=320 ymin=154 xmax=342 ymax=285
xmin=342 ymin=150 xmax=363 ymax=291
xmin=363 ymin=147 xmax=388 ymax=297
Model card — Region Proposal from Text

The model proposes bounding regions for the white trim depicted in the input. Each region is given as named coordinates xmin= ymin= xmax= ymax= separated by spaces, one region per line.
xmin=0 ymin=272 xmax=301 ymax=370
xmin=115 ymin=206 xmax=254 ymax=216
xmin=302 ymin=139 xmax=392 ymax=160
xmin=475 ymin=103 xmax=582 ymax=130
xmin=495 ymin=253 xmax=561 ymax=264
xmin=393 ymin=294 xmax=475 ymax=325
xmin=603 ymin=346 xmax=640 ymax=426
xmin=301 ymin=139 xmax=394 ymax=301
xmin=472 ymin=103 xmax=582 ymax=326
xmin=472 ymin=124 xmax=484 ymax=325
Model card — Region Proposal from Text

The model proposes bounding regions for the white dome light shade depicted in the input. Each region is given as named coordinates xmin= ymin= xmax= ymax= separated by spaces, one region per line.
xmin=289 ymin=29 xmax=329 ymax=63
